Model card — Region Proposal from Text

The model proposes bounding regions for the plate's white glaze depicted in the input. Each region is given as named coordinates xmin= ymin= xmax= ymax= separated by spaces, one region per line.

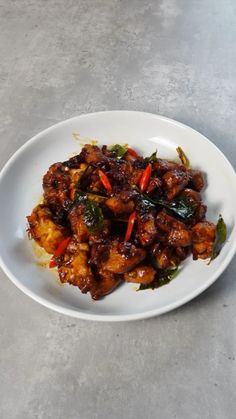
xmin=0 ymin=111 xmax=236 ymax=321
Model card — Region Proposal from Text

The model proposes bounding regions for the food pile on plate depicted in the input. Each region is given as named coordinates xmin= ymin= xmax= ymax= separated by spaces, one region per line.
xmin=27 ymin=144 xmax=226 ymax=299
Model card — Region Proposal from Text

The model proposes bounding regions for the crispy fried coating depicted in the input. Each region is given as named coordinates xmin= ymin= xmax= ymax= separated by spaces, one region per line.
xmin=27 ymin=204 xmax=68 ymax=254
xmin=192 ymin=222 xmax=216 ymax=259
xmin=124 ymin=265 xmax=156 ymax=284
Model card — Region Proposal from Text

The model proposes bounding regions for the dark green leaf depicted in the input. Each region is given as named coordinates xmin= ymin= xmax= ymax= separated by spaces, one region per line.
xmin=84 ymin=201 xmax=104 ymax=232
xmin=210 ymin=215 xmax=227 ymax=261
xmin=161 ymin=196 xmax=197 ymax=220
xmin=148 ymin=150 xmax=157 ymax=163
xmin=138 ymin=267 xmax=179 ymax=290
xmin=142 ymin=194 xmax=197 ymax=220
xmin=176 ymin=146 xmax=190 ymax=169
xmin=110 ymin=144 xmax=127 ymax=158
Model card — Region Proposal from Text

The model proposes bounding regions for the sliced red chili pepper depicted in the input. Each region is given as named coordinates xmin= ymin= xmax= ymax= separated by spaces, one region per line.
xmin=127 ymin=148 xmax=138 ymax=158
xmin=125 ymin=211 xmax=137 ymax=242
xmin=49 ymin=236 xmax=72 ymax=268
xmin=70 ymin=188 xmax=76 ymax=200
xmin=139 ymin=163 xmax=152 ymax=192
xmin=49 ymin=258 xmax=57 ymax=268
xmin=98 ymin=170 xmax=112 ymax=193
xmin=54 ymin=237 xmax=71 ymax=257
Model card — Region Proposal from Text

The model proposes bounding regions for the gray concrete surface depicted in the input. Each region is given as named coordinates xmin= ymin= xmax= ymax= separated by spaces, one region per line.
xmin=0 ymin=0 xmax=236 ymax=418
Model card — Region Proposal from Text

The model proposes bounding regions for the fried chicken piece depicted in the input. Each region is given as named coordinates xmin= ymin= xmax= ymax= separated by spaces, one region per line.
xmin=27 ymin=204 xmax=68 ymax=254
xmin=192 ymin=221 xmax=216 ymax=259
xmin=90 ymin=244 xmax=110 ymax=265
xmin=43 ymin=163 xmax=71 ymax=208
xmin=68 ymin=204 xmax=89 ymax=243
xmin=151 ymin=243 xmax=174 ymax=269
xmin=156 ymin=211 xmax=192 ymax=247
xmin=175 ymin=246 xmax=190 ymax=261
xmin=151 ymin=243 xmax=189 ymax=269
xmin=102 ymin=159 xmax=134 ymax=186
xmin=80 ymin=144 xmax=105 ymax=164
xmin=146 ymin=177 xmax=163 ymax=194
xmin=124 ymin=265 xmax=156 ymax=284
xmin=102 ymin=241 xmax=146 ymax=274
xmin=105 ymin=194 xmax=135 ymax=215
xmin=89 ymin=220 xmax=111 ymax=244
xmin=137 ymin=210 xmax=157 ymax=246
xmin=182 ymin=188 xmax=201 ymax=203
xmin=92 ymin=269 xmax=122 ymax=300
xmin=181 ymin=188 xmax=206 ymax=225
xmin=59 ymin=244 xmax=121 ymax=300
xmin=128 ymin=168 xmax=143 ymax=186
xmin=188 ymin=169 xmax=204 ymax=191
xmin=162 ymin=169 xmax=189 ymax=200
xmin=58 ymin=249 xmax=97 ymax=296
xmin=153 ymin=159 xmax=186 ymax=175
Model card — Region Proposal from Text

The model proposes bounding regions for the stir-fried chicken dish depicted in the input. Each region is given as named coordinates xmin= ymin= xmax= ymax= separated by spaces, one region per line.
xmin=27 ymin=143 xmax=226 ymax=300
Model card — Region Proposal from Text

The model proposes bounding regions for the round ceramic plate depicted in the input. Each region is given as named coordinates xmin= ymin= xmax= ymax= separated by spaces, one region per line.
xmin=0 ymin=111 xmax=236 ymax=321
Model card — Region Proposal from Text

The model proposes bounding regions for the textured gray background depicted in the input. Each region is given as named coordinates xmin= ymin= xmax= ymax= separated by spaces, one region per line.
xmin=1 ymin=1 xmax=236 ymax=418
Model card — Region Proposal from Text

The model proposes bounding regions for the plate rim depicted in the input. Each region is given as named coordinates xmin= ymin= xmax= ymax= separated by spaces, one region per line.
xmin=1 ymin=110 xmax=236 ymax=321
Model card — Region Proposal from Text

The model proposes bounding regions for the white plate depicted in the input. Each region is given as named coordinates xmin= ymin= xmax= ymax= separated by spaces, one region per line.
xmin=0 ymin=111 xmax=236 ymax=321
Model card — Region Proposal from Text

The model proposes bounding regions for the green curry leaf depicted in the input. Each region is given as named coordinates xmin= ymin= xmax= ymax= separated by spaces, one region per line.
xmin=142 ymin=194 xmax=197 ymax=220
xmin=148 ymin=150 xmax=158 ymax=163
xmin=110 ymin=144 xmax=127 ymax=159
xmin=210 ymin=215 xmax=227 ymax=261
xmin=84 ymin=200 xmax=104 ymax=232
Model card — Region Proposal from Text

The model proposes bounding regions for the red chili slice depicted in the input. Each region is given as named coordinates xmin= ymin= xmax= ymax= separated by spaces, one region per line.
xmin=98 ymin=170 xmax=112 ymax=193
xmin=139 ymin=163 xmax=152 ymax=192
xmin=125 ymin=211 xmax=137 ymax=242
xmin=54 ymin=237 xmax=71 ymax=257
xmin=127 ymin=148 xmax=138 ymax=158
xmin=49 ymin=259 xmax=57 ymax=269
xmin=49 ymin=237 xmax=71 ymax=268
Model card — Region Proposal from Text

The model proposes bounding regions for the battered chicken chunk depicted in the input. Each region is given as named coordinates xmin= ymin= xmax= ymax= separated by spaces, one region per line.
xmin=105 ymin=194 xmax=135 ymax=215
xmin=58 ymin=248 xmax=97 ymax=295
xmin=80 ymin=144 xmax=105 ymax=164
xmin=27 ymin=204 xmax=68 ymax=254
xmin=192 ymin=222 xmax=216 ymax=259
xmin=68 ymin=204 xmax=89 ymax=243
xmin=151 ymin=243 xmax=175 ymax=269
xmin=124 ymin=265 xmax=156 ymax=284
xmin=137 ymin=210 xmax=157 ymax=246
xmin=93 ymin=269 xmax=122 ymax=299
xmin=156 ymin=211 xmax=192 ymax=247
xmin=162 ymin=169 xmax=189 ymax=200
xmin=181 ymin=188 xmax=206 ymax=225
xmin=102 ymin=241 xmax=146 ymax=274
xmin=43 ymin=162 xmax=71 ymax=208
xmin=188 ymin=169 xmax=205 ymax=191
xmin=153 ymin=159 xmax=186 ymax=175
xmin=58 ymin=244 xmax=121 ymax=300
